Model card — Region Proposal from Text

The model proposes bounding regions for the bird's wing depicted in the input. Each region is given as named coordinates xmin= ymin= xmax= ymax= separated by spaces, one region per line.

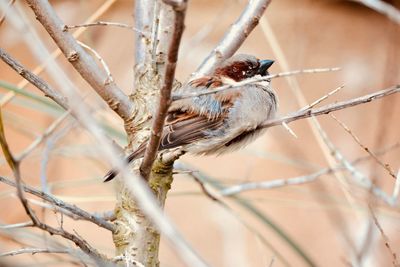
xmin=159 ymin=110 xmax=225 ymax=150
xmin=159 ymin=75 xmax=241 ymax=150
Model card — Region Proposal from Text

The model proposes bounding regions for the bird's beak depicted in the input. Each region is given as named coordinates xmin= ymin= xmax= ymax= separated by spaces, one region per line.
xmin=258 ymin=59 xmax=274 ymax=76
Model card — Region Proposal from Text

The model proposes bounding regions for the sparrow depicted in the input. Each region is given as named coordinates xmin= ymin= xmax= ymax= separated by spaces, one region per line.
xmin=104 ymin=54 xmax=277 ymax=182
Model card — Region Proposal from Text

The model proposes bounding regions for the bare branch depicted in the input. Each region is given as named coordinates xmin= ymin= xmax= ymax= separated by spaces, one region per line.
xmin=0 ymin=176 xmax=115 ymax=232
xmin=134 ymin=0 xmax=157 ymax=68
xmin=220 ymin=143 xmax=400 ymax=196
xmin=299 ymin=85 xmax=344 ymax=112
xmin=16 ymin=110 xmax=71 ymax=161
xmin=352 ymin=0 xmax=400 ymax=25
xmin=331 ymin=114 xmax=397 ymax=179
xmin=0 ymin=247 xmax=69 ymax=257
xmin=0 ymin=48 xmax=69 ymax=110
xmin=0 ymin=0 xmax=15 ymax=27
xmin=194 ymin=0 xmax=271 ymax=77
xmin=393 ymin=170 xmax=400 ymax=202
xmin=0 ymin=0 xmax=116 ymax=108
xmin=25 ymin=0 xmax=134 ymax=121
xmin=3 ymin=3 xmax=208 ymax=264
xmin=221 ymin=170 xmax=327 ymax=196
xmin=173 ymin=67 xmax=341 ymax=100
xmin=313 ymin=117 xmax=394 ymax=205
xmin=0 ymin=106 xmax=17 ymax=171
xmin=0 ymin=222 xmax=33 ymax=229
xmin=369 ymin=206 xmax=399 ymax=266
xmin=11 ymin=164 xmax=104 ymax=259
xmin=259 ymin=85 xmax=400 ymax=130
xmin=64 ymin=21 xmax=146 ymax=35
xmin=78 ymin=41 xmax=114 ymax=83
xmin=140 ymin=0 xmax=188 ymax=179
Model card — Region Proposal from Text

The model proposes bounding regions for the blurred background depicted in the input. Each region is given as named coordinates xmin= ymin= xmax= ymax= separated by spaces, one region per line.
xmin=0 ymin=0 xmax=399 ymax=266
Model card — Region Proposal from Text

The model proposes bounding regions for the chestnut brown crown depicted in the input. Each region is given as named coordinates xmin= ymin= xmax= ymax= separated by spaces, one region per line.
xmin=214 ymin=54 xmax=274 ymax=82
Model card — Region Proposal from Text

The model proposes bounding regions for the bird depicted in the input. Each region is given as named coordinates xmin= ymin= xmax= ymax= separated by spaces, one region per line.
xmin=104 ymin=54 xmax=277 ymax=182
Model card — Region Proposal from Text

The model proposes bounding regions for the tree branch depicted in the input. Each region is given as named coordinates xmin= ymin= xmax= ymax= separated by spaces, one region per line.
xmin=140 ymin=0 xmax=188 ymax=179
xmin=220 ymin=143 xmax=400 ymax=197
xmin=173 ymin=67 xmax=340 ymax=100
xmin=0 ymin=48 xmax=69 ymax=110
xmin=0 ymin=176 xmax=115 ymax=233
xmin=0 ymin=247 xmax=69 ymax=257
xmin=194 ymin=0 xmax=271 ymax=77
xmin=134 ymin=0 xmax=157 ymax=70
xmin=25 ymin=0 xmax=134 ymax=121
xmin=259 ymin=85 xmax=400 ymax=130
xmin=352 ymin=0 xmax=400 ymax=25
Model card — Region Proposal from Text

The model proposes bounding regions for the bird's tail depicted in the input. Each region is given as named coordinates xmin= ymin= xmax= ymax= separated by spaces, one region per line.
xmin=103 ymin=144 xmax=147 ymax=182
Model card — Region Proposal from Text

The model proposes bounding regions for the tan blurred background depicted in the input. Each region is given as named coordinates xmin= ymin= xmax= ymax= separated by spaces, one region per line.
xmin=0 ymin=0 xmax=399 ymax=266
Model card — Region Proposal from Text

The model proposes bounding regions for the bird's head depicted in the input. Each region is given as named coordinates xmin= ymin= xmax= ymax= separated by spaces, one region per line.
xmin=214 ymin=54 xmax=274 ymax=82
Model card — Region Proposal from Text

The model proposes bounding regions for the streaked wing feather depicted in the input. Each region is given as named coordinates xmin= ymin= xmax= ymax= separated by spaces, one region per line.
xmin=160 ymin=111 xmax=225 ymax=150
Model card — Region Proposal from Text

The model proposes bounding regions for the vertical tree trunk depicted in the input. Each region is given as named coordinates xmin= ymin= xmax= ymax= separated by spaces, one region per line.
xmin=112 ymin=1 xmax=178 ymax=265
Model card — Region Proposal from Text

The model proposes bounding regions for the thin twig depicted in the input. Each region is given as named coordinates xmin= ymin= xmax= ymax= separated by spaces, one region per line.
xmin=0 ymin=176 xmax=115 ymax=232
xmin=17 ymin=110 xmax=71 ymax=161
xmin=352 ymin=0 xmax=400 ymax=25
xmin=369 ymin=205 xmax=399 ymax=267
xmin=0 ymin=247 xmax=69 ymax=257
xmin=64 ymin=21 xmax=146 ymax=36
xmin=0 ymin=221 xmax=33 ymax=229
xmin=194 ymin=0 xmax=271 ymax=78
xmin=0 ymin=48 xmax=69 ymax=110
xmin=331 ymin=114 xmax=397 ymax=179
xmin=392 ymin=169 xmax=400 ymax=203
xmin=259 ymin=85 xmax=400 ymax=130
xmin=11 ymin=162 xmax=103 ymax=260
xmin=25 ymin=0 xmax=134 ymax=121
xmin=77 ymin=41 xmax=114 ymax=83
xmin=140 ymin=0 xmax=187 ymax=179
xmin=0 ymin=0 xmax=15 ymax=27
xmin=0 ymin=106 xmax=17 ymax=171
xmin=134 ymin=0 xmax=156 ymax=68
xmin=173 ymin=67 xmax=341 ymax=100
xmin=220 ymin=142 xmax=400 ymax=196
xmin=0 ymin=0 xmax=117 ymax=108
xmin=314 ymin=117 xmax=394 ymax=205
xmin=5 ymin=2 xmax=208 ymax=265
xmin=299 ymin=85 xmax=344 ymax=112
